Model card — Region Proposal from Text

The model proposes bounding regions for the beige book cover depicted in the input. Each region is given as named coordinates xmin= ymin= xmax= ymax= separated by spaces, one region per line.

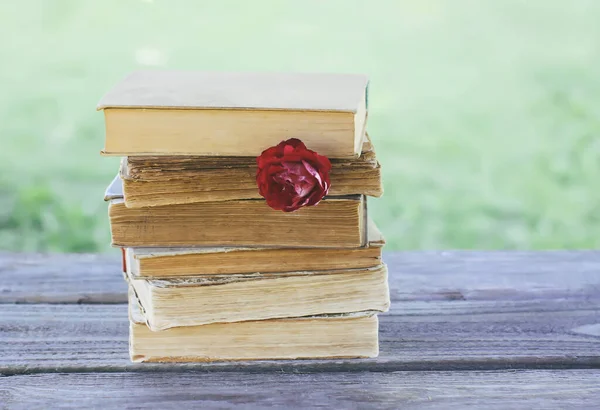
xmin=127 ymin=264 xmax=390 ymax=331
xmin=98 ymin=71 xmax=368 ymax=158
xmin=108 ymin=191 xmax=367 ymax=248
xmin=119 ymin=137 xmax=382 ymax=208
xmin=126 ymin=218 xmax=384 ymax=278
xmin=128 ymin=290 xmax=379 ymax=362
xmin=98 ymin=71 xmax=368 ymax=112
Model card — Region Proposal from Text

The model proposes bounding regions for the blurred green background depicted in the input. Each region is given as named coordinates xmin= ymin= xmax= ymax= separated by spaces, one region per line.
xmin=1 ymin=0 xmax=599 ymax=253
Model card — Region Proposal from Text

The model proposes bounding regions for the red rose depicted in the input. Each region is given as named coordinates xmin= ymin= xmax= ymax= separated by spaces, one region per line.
xmin=256 ymin=138 xmax=332 ymax=212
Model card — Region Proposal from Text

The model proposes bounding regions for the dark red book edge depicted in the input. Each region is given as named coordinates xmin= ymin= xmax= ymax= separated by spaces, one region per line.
xmin=121 ymin=248 xmax=127 ymax=273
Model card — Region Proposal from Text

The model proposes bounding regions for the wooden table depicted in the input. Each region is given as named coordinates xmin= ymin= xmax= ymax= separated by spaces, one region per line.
xmin=1 ymin=251 xmax=599 ymax=408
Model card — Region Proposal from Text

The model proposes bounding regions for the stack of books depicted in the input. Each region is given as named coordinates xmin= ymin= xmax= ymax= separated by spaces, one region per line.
xmin=99 ymin=71 xmax=390 ymax=362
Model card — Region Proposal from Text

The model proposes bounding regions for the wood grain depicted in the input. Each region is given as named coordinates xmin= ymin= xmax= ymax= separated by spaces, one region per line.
xmin=1 ymin=251 xmax=599 ymax=406
xmin=0 ymin=252 xmax=124 ymax=304
xmin=1 ymin=251 xmax=599 ymax=373
xmin=1 ymin=370 xmax=599 ymax=409
xmin=384 ymin=251 xmax=600 ymax=301
xmin=1 ymin=300 xmax=598 ymax=374
xmin=2 ymin=251 xmax=599 ymax=304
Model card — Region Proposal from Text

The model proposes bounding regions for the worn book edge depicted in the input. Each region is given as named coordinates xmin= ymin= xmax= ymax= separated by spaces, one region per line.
xmin=128 ymin=287 xmax=377 ymax=326
xmin=129 ymin=217 xmax=383 ymax=260
xmin=128 ymin=288 xmax=380 ymax=362
xmin=126 ymin=262 xmax=389 ymax=330
xmin=119 ymin=134 xmax=381 ymax=181
xmin=106 ymin=175 xmax=364 ymax=204
xmin=128 ymin=264 xmax=387 ymax=288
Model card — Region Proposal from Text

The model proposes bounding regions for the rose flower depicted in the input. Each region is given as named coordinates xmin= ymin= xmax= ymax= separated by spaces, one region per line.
xmin=256 ymin=138 xmax=331 ymax=212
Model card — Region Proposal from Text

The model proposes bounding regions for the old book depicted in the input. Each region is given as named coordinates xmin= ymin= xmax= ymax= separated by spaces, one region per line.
xmin=127 ymin=264 xmax=390 ymax=331
xmin=128 ymin=292 xmax=379 ymax=362
xmin=125 ymin=218 xmax=384 ymax=278
xmin=120 ymin=138 xmax=382 ymax=208
xmin=98 ymin=71 xmax=368 ymax=158
xmin=108 ymin=180 xmax=367 ymax=248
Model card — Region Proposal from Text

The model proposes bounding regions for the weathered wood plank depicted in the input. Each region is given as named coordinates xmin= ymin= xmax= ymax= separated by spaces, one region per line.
xmin=1 ymin=370 xmax=599 ymax=409
xmin=385 ymin=251 xmax=600 ymax=301
xmin=1 ymin=301 xmax=598 ymax=374
xmin=0 ymin=252 xmax=124 ymax=303
xmin=1 ymin=251 xmax=599 ymax=304
xmin=1 ymin=252 xmax=599 ymax=374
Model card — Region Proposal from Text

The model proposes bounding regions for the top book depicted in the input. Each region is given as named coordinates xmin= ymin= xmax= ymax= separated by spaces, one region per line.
xmin=98 ymin=71 xmax=369 ymax=158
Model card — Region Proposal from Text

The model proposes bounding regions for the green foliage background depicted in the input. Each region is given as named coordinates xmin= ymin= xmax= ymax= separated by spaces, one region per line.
xmin=1 ymin=0 xmax=599 ymax=253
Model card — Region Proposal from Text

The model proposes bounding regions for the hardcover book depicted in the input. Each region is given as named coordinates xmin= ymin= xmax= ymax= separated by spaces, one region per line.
xmin=127 ymin=264 xmax=390 ymax=331
xmin=119 ymin=138 xmax=382 ymax=208
xmin=129 ymin=291 xmax=379 ymax=362
xmin=125 ymin=218 xmax=384 ymax=278
xmin=107 ymin=178 xmax=367 ymax=248
xmin=98 ymin=71 xmax=369 ymax=158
